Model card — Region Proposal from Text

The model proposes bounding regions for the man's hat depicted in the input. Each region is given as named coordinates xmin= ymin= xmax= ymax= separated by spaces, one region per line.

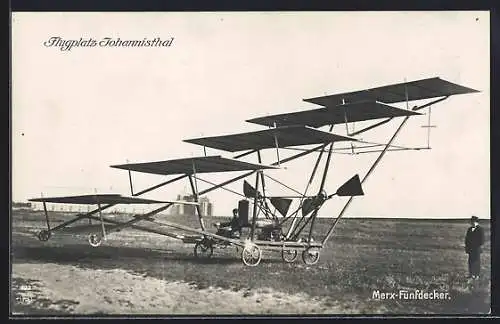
xmin=471 ymin=215 xmax=479 ymax=221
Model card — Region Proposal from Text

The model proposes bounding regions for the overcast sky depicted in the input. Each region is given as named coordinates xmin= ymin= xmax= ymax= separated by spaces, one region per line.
xmin=12 ymin=11 xmax=490 ymax=218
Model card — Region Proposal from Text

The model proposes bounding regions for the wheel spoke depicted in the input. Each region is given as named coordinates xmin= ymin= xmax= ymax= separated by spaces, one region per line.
xmin=242 ymin=243 xmax=262 ymax=266
xmin=282 ymin=247 xmax=298 ymax=263
xmin=88 ymin=233 xmax=102 ymax=247
xmin=194 ymin=241 xmax=213 ymax=259
xmin=302 ymin=247 xmax=320 ymax=265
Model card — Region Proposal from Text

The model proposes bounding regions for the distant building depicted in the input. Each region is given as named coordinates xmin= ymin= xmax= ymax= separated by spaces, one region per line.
xmin=199 ymin=196 xmax=212 ymax=217
xmin=172 ymin=194 xmax=213 ymax=216
xmin=12 ymin=202 xmax=32 ymax=210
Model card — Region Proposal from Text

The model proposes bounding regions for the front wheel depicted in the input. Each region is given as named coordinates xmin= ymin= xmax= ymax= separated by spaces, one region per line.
xmin=194 ymin=240 xmax=214 ymax=259
xmin=242 ymin=243 xmax=262 ymax=267
xmin=37 ymin=230 xmax=51 ymax=242
xmin=88 ymin=233 xmax=103 ymax=247
xmin=302 ymin=247 xmax=320 ymax=265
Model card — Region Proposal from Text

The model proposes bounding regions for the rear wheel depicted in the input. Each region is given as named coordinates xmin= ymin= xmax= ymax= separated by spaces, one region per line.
xmin=194 ymin=240 xmax=214 ymax=258
xmin=37 ymin=230 xmax=51 ymax=242
xmin=242 ymin=243 xmax=262 ymax=266
xmin=302 ymin=247 xmax=320 ymax=265
xmin=88 ymin=233 xmax=103 ymax=247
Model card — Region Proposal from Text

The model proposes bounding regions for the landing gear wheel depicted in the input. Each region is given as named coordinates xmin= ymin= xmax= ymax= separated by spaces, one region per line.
xmin=302 ymin=247 xmax=320 ymax=265
xmin=88 ymin=233 xmax=103 ymax=247
xmin=281 ymin=247 xmax=298 ymax=263
xmin=194 ymin=240 xmax=214 ymax=259
xmin=37 ymin=230 xmax=51 ymax=242
xmin=242 ymin=243 xmax=262 ymax=267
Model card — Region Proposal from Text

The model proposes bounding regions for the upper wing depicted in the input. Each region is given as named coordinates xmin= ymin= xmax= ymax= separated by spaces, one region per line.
xmin=303 ymin=77 xmax=479 ymax=106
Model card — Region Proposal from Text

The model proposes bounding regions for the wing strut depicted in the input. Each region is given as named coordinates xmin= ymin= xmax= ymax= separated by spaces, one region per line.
xmin=405 ymin=78 xmax=410 ymax=110
xmin=342 ymin=104 xmax=355 ymax=154
xmin=285 ymin=124 xmax=334 ymax=239
xmin=421 ymin=106 xmax=436 ymax=149
xmin=322 ymin=98 xmax=434 ymax=245
xmin=249 ymin=171 xmax=262 ymax=241
xmin=189 ymin=160 xmax=206 ymax=231
xmin=273 ymin=122 xmax=281 ymax=166
xmin=322 ymin=96 xmax=451 ymax=245
xmin=94 ymin=191 xmax=107 ymax=240
xmin=41 ymin=192 xmax=51 ymax=232
xmin=257 ymin=150 xmax=275 ymax=220
xmin=126 ymin=159 xmax=134 ymax=196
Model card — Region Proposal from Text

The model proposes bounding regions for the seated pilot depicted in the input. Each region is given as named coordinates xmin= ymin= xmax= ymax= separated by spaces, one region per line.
xmin=216 ymin=208 xmax=241 ymax=238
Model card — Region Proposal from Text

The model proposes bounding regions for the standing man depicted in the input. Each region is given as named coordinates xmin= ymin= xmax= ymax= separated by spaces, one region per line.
xmin=465 ymin=215 xmax=485 ymax=279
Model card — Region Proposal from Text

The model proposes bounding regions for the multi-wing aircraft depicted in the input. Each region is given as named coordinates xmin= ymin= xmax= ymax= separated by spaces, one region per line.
xmin=28 ymin=77 xmax=479 ymax=266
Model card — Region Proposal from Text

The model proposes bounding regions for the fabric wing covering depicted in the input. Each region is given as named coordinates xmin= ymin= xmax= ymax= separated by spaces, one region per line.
xmin=110 ymin=155 xmax=278 ymax=176
xmin=246 ymin=101 xmax=422 ymax=128
xmin=270 ymin=197 xmax=293 ymax=216
xmin=183 ymin=125 xmax=356 ymax=152
xmin=29 ymin=194 xmax=172 ymax=205
xmin=303 ymin=77 xmax=479 ymax=106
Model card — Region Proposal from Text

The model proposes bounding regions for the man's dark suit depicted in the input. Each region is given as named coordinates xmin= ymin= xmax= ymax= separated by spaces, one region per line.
xmin=465 ymin=224 xmax=485 ymax=278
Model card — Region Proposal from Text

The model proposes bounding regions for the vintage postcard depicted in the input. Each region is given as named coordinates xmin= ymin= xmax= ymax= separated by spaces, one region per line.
xmin=11 ymin=11 xmax=490 ymax=316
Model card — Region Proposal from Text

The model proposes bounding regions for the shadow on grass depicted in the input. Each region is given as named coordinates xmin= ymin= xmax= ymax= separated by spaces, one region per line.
xmin=12 ymin=244 xmax=285 ymax=268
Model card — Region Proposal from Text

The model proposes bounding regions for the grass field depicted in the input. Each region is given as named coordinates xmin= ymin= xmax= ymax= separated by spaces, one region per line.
xmin=10 ymin=210 xmax=491 ymax=315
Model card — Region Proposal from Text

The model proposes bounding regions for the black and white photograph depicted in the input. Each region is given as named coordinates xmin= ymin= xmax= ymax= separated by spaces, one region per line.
xmin=11 ymin=11 xmax=490 ymax=315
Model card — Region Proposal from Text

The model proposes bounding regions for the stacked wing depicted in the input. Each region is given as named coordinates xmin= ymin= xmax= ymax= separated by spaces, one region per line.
xmin=246 ymin=77 xmax=478 ymax=128
xmin=29 ymin=194 xmax=199 ymax=205
xmin=303 ymin=77 xmax=479 ymax=106
xmin=246 ymin=101 xmax=421 ymax=128
xmin=110 ymin=155 xmax=278 ymax=176
xmin=184 ymin=125 xmax=356 ymax=152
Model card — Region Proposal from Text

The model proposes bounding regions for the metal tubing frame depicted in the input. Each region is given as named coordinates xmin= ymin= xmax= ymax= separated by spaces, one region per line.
xmin=86 ymin=214 xmax=192 ymax=239
xmin=146 ymin=218 xmax=245 ymax=246
xmin=257 ymin=150 xmax=274 ymax=220
xmin=282 ymin=149 xmax=325 ymax=235
xmin=194 ymin=143 xmax=330 ymax=198
xmin=91 ymin=174 xmax=191 ymax=234
xmin=103 ymin=202 xmax=175 ymax=234
xmin=87 ymin=213 xmax=245 ymax=246
xmin=128 ymin=170 xmax=134 ymax=195
xmin=349 ymin=118 xmax=393 ymax=137
xmin=249 ymin=171 xmax=261 ymax=241
xmin=321 ymin=96 xmax=450 ymax=246
xmin=42 ymin=201 xmax=51 ymax=231
xmin=307 ymin=141 xmax=335 ymax=242
xmin=97 ymin=202 xmax=107 ymax=239
xmin=284 ymin=127 xmax=334 ymax=237
xmin=321 ymin=119 xmax=410 ymax=245
xmin=76 ymin=144 xmax=320 ymax=240
xmin=289 ymin=209 xmax=315 ymax=241
xmin=86 ymin=206 xmax=322 ymax=250
xmin=192 ymin=175 xmax=246 ymax=198
xmin=42 ymin=174 xmax=188 ymax=235
xmin=188 ymin=173 xmax=206 ymax=231
xmin=349 ymin=147 xmax=431 ymax=155
xmin=43 ymin=95 xmax=447 ymax=238
xmin=98 ymin=96 xmax=451 ymax=244
xmin=263 ymin=173 xmax=304 ymax=197
xmin=234 ymin=149 xmax=258 ymax=159
xmin=42 ymin=93 xmax=442 ymax=244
